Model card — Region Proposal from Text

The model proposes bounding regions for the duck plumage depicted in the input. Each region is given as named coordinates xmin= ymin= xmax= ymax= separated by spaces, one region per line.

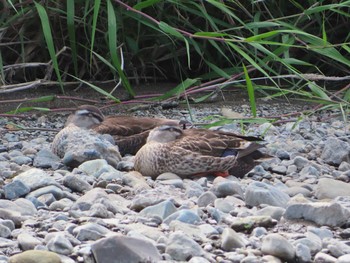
xmin=134 ymin=125 xmax=266 ymax=179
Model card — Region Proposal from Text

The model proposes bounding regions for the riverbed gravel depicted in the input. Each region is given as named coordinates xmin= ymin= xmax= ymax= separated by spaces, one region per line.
xmin=0 ymin=101 xmax=350 ymax=263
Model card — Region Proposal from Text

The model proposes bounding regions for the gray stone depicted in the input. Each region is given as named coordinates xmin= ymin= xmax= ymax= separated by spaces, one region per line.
xmin=91 ymin=235 xmax=161 ymax=263
xmin=321 ymin=137 xmax=350 ymax=165
xmin=169 ymin=221 xmax=207 ymax=243
xmin=4 ymin=180 xmax=30 ymax=200
xmin=293 ymin=156 xmax=309 ymax=170
xmin=47 ymin=234 xmax=73 ymax=255
xmin=261 ymin=233 xmax=295 ymax=262
xmin=315 ymin=178 xmax=350 ymax=200
xmin=229 ymin=216 xmax=277 ymax=232
xmin=139 ymin=200 xmax=177 ymax=220
xmin=78 ymin=159 xmax=118 ymax=178
xmin=33 ymin=148 xmax=61 ymax=169
xmin=73 ymin=222 xmax=110 ymax=241
xmin=211 ymin=180 xmax=243 ymax=198
xmin=214 ymin=196 xmax=241 ymax=213
xmin=313 ymin=252 xmax=337 ymax=263
xmin=188 ymin=257 xmax=211 ymax=263
xmin=251 ymin=227 xmax=267 ymax=237
xmin=0 ymin=219 xmax=15 ymax=231
xmin=338 ymin=254 xmax=350 ymax=263
xmin=158 ymin=179 xmax=184 ymax=188
xmin=245 ymin=181 xmax=290 ymax=208
xmin=271 ymin=165 xmax=287 ymax=174
xmin=17 ymin=232 xmax=42 ymax=250
xmin=307 ymin=226 xmax=333 ymax=240
xmin=0 ymin=224 xmax=10 ymax=238
xmin=49 ymin=198 xmax=74 ymax=211
xmin=283 ymin=186 xmax=312 ymax=197
xmin=163 ymin=209 xmax=201 ymax=225
xmin=197 ymin=191 xmax=217 ymax=207
xmin=11 ymin=156 xmax=32 ymax=165
xmin=255 ymin=206 xmax=285 ymax=220
xmin=26 ymin=185 xmax=65 ymax=200
xmin=339 ymin=161 xmax=350 ymax=172
xmin=8 ymin=250 xmax=61 ymax=263
xmin=62 ymin=174 xmax=92 ymax=193
xmin=284 ymin=201 xmax=350 ymax=227
xmin=327 ymin=239 xmax=350 ymax=258
xmin=123 ymin=171 xmax=150 ymax=190
xmin=300 ymin=165 xmax=320 ymax=177
xmin=295 ymin=243 xmax=312 ymax=263
xmin=166 ymin=231 xmax=205 ymax=261
xmin=89 ymin=203 xmax=114 ymax=218
xmin=221 ymin=227 xmax=247 ymax=251
xmin=14 ymin=168 xmax=58 ymax=191
xmin=293 ymin=232 xmax=322 ymax=255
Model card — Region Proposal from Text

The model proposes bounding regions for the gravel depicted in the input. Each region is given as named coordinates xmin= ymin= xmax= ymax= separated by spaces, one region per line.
xmin=0 ymin=101 xmax=350 ymax=262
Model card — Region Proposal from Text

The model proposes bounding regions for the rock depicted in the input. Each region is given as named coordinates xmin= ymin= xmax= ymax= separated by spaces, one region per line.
xmin=293 ymin=156 xmax=309 ymax=170
xmin=163 ymin=209 xmax=201 ymax=225
xmin=245 ymin=182 xmax=290 ymax=208
xmin=338 ymin=254 xmax=350 ymax=263
xmin=283 ymin=186 xmax=312 ymax=197
xmin=261 ymin=233 xmax=295 ymax=262
xmin=73 ymin=222 xmax=111 ymax=241
xmin=255 ymin=206 xmax=285 ymax=220
xmin=197 ymin=191 xmax=217 ymax=207
xmin=78 ymin=159 xmax=118 ymax=178
xmin=8 ymin=250 xmax=61 ymax=263
xmin=210 ymin=180 xmax=244 ymax=198
xmin=62 ymin=174 xmax=92 ymax=193
xmin=293 ymin=232 xmax=322 ymax=255
xmin=315 ymin=178 xmax=350 ymax=200
xmin=14 ymin=168 xmax=58 ymax=191
xmin=166 ymin=231 xmax=205 ymax=261
xmin=221 ymin=228 xmax=247 ymax=251
xmin=139 ymin=200 xmax=177 ymax=220
xmin=33 ymin=148 xmax=61 ymax=169
xmin=295 ymin=243 xmax=312 ymax=263
xmin=26 ymin=185 xmax=65 ymax=200
xmin=284 ymin=201 xmax=350 ymax=227
xmin=3 ymin=180 xmax=30 ymax=200
xmin=321 ymin=137 xmax=350 ymax=165
xmin=17 ymin=232 xmax=42 ymax=250
xmin=123 ymin=171 xmax=150 ymax=190
xmin=0 ymin=224 xmax=11 ymax=238
xmin=327 ymin=239 xmax=350 ymax=258
xmin=229 ymin=216 xmax=277 ymax=232
xmin=91 ymin=235 xmax=161 ymax=263
xmin=169 ymin=221 xmax=207 ymax=242
xmin=47 ymin=234 xmax=73 ymax=255
xmin=313 ymin=252 xmax=337 ymax=263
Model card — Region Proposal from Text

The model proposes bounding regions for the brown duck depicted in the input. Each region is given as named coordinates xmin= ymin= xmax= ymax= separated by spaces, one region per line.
xmin=63 ymin=105 xmax=184 ymax=155
xmin=134 ymin=125 xmax=268 ymax=179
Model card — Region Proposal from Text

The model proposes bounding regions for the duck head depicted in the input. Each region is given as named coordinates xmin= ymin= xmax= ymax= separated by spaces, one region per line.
xmin=147 ymin=125 xmax=183 ymax=143
xmin=65 ymin=105 xmax=104 ymax=129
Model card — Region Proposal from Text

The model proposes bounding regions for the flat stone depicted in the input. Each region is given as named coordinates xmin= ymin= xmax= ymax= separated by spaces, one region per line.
xmin=91 ymin=235 xmax=161 ymax=263
xmin=78 ymin=159 xmax=118 ymax=178
xmin=314 ymin=252 xmax=337 ymax=263
xmin=14 ymin=168 xmax=58 ymax=191
xmin=33 ymin=148 xmax=61 ymax=169
xmin=47 ymin=234 xmax=73 ymax=255
xmin=0 ymin=224 xmax=11 ymax=238
xmin=261 ymin=233 xmax=295 ymax=262
xmin=3 ymin=180 xmax=30 ymax=200
xmin=245 ymin=181 xmax=290 ymax=208
xmin=295 ymin=243 xmax=312 ymax=263
xmin=8 ymin=250 xmax=61 ymax=263
xmin=321 ymin=137 xmax=350 ymax=165
xmin=139 ymin=199 xmax=177 ymax=220
xmin=284 ymin=201 xmax=350 ymax=227
xmin=122 ymin=171 xmax=150 ymax=190
xmin=169 ymin=221 xmax=207 ymax=242
xmin=229 ymin=216 xmax=277 ymax=232
xmin=255 ymin=206 xmax=285 ymax=221
xmin=221 ymin=227 xmax=247 ymax=251
xmin=26 ymin=185 xmax=65 ymax=200
xmin=62 ymin=174 xmax=92 ymax=193
xmin=73 ymin=222 xmax=111 ymax=241
xmin=17 ymin=232 xmax=42 ymax=250
xmin=315 ymin=178 xmax=350 ymax=200
xmin=210 ymin=180 xmax=244 ymax=198
xmin=163 ymin=209 xmax=201 ymax=225
xmin=166 ymin=231 xmax=205 ymax=261
xmin=197 ymin=191 xmax=217 ymax=207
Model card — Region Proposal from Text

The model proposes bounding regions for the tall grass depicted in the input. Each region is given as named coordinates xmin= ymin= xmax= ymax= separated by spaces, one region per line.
xmin=0 ymin=0 xmax=349 ymax=115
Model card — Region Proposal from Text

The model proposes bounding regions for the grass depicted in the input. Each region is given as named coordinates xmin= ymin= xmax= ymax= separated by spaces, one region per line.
xmin=0 ymin=0 xmax=349 ymax=121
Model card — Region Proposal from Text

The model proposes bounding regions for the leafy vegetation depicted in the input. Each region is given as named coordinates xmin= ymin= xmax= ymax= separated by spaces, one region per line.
xmin=0 ymin=0 xmax=350 ymax=118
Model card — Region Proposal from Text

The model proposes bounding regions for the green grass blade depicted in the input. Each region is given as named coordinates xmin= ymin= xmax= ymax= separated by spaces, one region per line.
xmin=106 ymin=1 xmax=135 ymax=97
xmin=243 ymin=64 xmax=256 ymax=117
xmin=7 ymin=107 xmax=51 ymax=114
xmin=34 ymin=2 xmax=64 ymax=93
xmin=154 ymin=78 xmax=200 ymax=101
xmin=308 ymin=82 xmax=330 ymax=100
xmin=133 ymin=0 xmax=162 ymax=10
xmin=66 ymin=0 xmax=78 ymax=76
xmin=90 ymin=0 xmax=101 ymax=66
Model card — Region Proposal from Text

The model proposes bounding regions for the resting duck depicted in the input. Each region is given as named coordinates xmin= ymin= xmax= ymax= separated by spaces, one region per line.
xmin=134 ymin=125 xmax=267 ymax=179
xmin=63 ymin=105 xmax=184 ymax=155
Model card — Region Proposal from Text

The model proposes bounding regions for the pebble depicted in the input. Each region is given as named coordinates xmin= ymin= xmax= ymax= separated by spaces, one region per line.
xmin=315 ymin=178 xmax=350 ymax=199
xmin=221 ymin=227 xmax=247 ymax=251
xmin=261 ymin=233 xmax=296 ymax=262
xmin=8 ymin=250 xmax=61 ymax=263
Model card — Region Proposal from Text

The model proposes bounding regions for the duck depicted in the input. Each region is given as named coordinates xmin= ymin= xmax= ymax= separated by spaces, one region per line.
xmin=134 ymin=125 xmax=267 ymax=179
xmin=63 ymin=105 xmax=185 ymax=155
